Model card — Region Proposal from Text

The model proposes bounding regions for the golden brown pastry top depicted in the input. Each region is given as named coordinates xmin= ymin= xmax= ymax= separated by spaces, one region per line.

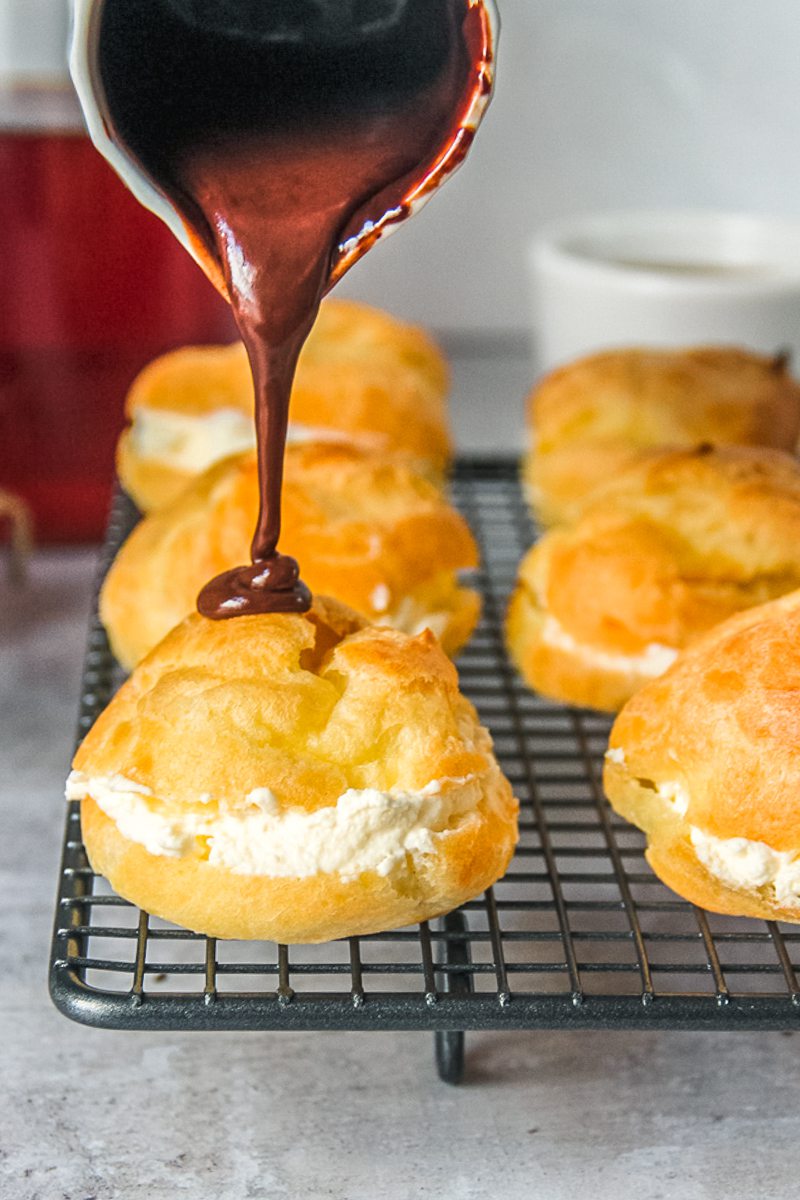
xmin=521 ymin=445 xmax=800 ymax=656
xmin=75 ymin=597 xmax=491 ymax=816
xmin=294 ymin=296 xmax=449 ymax=401
xmin=101 ymin=441 xmax=478 ymax=667
xmin=607 ymin=588 xmax=800 ymax=850
xmin=529 ymin=346 xmax=800 ymax=455
xmin=582 ymin=443 xmax=800 ymax=573
xmin=124 ymin=298 xmax=452 ymax=470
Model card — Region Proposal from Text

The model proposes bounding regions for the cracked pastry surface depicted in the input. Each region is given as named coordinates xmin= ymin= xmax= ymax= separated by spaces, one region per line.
xmin=101 ymin=442 xmax=480 ymax=668
xmin=523 ymin=345 xmax=800 ymax=526
xmin=69 ymin=598 xmax=518 ymax=942
xmin=507 ymin=445 xmax=800 ymax=711
xmin=604 ymin=588 xmax=800 ymax=922
xmin=117 ymin=298 xmax=452 ymax=511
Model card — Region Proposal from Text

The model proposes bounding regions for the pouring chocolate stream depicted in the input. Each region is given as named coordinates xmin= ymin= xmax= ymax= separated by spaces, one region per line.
xmin=97 ymin=0 xmax=493 ymax=616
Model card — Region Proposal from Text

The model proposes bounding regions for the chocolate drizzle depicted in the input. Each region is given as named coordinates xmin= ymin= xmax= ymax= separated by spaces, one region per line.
xmin=99 ymin=0 xmax=491 ymax=618
xmin=196 ymin=556 xmax=311 ymax=619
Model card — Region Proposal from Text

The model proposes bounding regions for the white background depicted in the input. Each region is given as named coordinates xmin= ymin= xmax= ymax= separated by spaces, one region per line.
xmin=337 ymin=0 xmax=800 ymax=336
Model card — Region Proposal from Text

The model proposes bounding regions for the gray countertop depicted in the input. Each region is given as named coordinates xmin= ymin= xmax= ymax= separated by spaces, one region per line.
xmin=3 ymin=377 xmax=800 ymax=1199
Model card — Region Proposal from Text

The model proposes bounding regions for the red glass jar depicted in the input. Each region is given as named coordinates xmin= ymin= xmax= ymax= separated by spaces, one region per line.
xmin=0 ymin=86 xmax=235 ymax=542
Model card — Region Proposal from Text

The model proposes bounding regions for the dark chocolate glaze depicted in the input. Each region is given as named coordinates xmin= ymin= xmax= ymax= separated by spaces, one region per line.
xmin=99 ymin=0 xmax=490 ymax=617
xmin=196 ymin=557 xmax=311 ymax=619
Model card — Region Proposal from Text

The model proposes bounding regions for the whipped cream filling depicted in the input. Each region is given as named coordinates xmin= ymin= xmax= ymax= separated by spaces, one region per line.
xmin=656 ymin=780 xmax=690 ymax=819
xmin=644 ymin=775 xmax=800 ymax=907
xmin=131 ymin=407 xmax=255 ymax=474
xmin=284 ymin=423 xmax=363 ymax=448
xmin=370 ymin=583 xmax=391 ymax=614
xmin=379 ymin=594 xmax=451 ymax=641
xmin=131 ymin=406 xmax=382 ymax=475
xmin=540 ymin=614 xmax=678 ymax=678
xmin=66 ymin=769 xmax=488 ymax=881
xmin=690 ymin=828 xmax=800 ymax=907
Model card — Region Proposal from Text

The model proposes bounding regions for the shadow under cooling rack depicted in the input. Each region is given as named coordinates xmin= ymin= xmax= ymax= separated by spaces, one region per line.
xmin=50 ymin=460 xmax=800 ymax=1032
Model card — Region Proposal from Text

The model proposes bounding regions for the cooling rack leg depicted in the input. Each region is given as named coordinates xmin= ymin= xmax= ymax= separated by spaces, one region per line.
xmin=434 ymin=909 xmax=473 ymax=1085
xmin=435 ymin=1030 xmax=465 ymax=1085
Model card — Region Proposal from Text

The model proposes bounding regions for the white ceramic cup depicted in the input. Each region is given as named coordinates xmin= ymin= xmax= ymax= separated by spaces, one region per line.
xmin=529 ymin=210 xmax=800 ymax=374
xmin=69 ymin=0 xmax=500 ymax=297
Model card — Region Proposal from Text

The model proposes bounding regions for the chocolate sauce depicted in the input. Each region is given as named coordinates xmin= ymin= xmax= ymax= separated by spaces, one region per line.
xmin=98 ymin=0 xmax=491 ymax=617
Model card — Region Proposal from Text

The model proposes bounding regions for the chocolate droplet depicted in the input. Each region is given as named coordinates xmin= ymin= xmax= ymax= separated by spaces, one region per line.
xmin=197 ymin=554 xmax=312 ymax=619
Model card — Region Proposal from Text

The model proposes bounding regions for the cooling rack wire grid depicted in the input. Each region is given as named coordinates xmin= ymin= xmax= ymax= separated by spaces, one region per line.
xmin=50 ymin=460 xmax=800 ymax=1083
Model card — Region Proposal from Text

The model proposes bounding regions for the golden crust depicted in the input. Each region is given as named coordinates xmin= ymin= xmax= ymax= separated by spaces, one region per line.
xmin=522 ymin=441 xmax=632 ymax=529
xmin=80 ymin=601 xmax=488 ymax=812
xmin=120 ymin=299 xmax=452 ymax=510
xmin=115 ymin=429 xmax=196 ymax=514
xmin=604 ymin=589 xmax=800 ymax=922
xmin=101 ymin=442 xmax=480 ymax=669
xmin=525 ymin=345 xmax=800 ymax=526
xmin=291 ymin=299 xmax=450 ymax=458
xmin=74 ymin=600 xmax=518 ymax=942
xmin=507 ymin=446 xmax=800 ymax=711
xmin=125 ymin=342 xmax=253 ymax=420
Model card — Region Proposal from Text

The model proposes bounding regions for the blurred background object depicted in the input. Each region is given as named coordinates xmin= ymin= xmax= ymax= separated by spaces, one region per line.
xmin=529 ymin=210 xmax=800 ymax=372
xmin=0 ymin=0 xmax=234 ymax=543
xmin=3 ymin=0 xmax=800 ymax=537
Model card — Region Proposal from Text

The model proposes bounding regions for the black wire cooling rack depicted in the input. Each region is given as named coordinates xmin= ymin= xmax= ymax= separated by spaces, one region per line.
xmin=50 ymin=459 xmax=800 ymax=1082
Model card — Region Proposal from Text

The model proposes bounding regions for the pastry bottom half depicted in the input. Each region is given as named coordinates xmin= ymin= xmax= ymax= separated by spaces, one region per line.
xmin=606 ymin=767 xmax=800 ymax=924
xmin=81 ymin=782 xmax=518 ymax=944
xmin=506 ymin=582 xmax=655 ymax=712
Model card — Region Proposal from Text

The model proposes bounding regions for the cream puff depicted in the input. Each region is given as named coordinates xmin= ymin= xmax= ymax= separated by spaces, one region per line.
xmin=67 ymin=597 xmax=518 ymax=943
xmin=525 ymin=346 xmax=800 ymax=526
xmin=101 ymin=441 xmax=480 ymax=669
xmin=604 ymin=588 xmax=800 ymax=922
xmin=507 ymin=445 xmax=800 ymax=711
xmin=118 ymin=298 xmax=452 ymax=511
